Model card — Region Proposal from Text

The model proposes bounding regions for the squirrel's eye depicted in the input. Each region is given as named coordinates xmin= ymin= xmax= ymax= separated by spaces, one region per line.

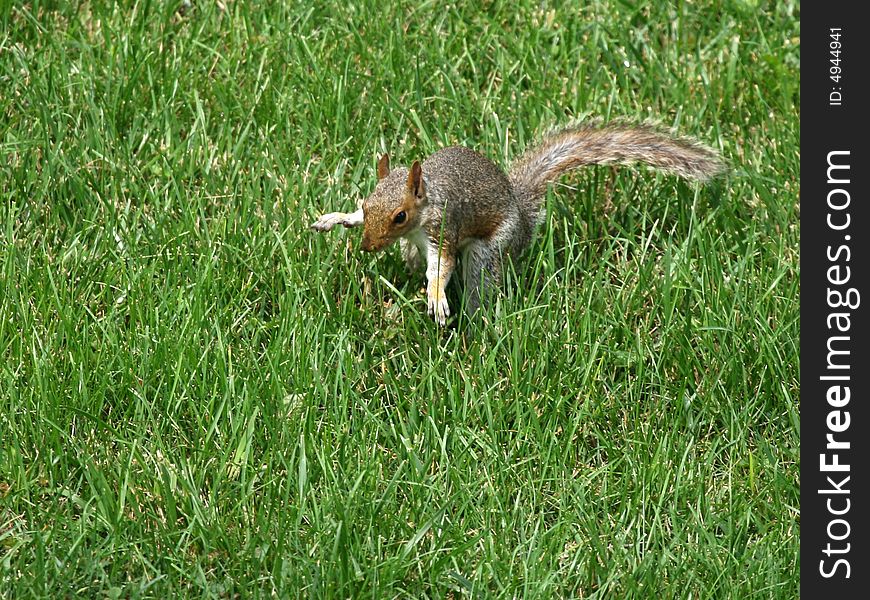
xmin=393 ymin=211 xmax=407 ymax=225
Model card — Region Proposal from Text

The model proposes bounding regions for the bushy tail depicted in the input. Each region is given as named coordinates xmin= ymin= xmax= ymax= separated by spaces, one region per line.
xmin=509 ymin=120 xmax=726 ymax=221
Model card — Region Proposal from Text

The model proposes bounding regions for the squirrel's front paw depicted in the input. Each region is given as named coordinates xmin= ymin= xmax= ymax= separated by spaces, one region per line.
xmin=311 ymin=209 xmax=364 ymax=232
xmin=310 ymin=212 xmax=343 ymax=232
xmin=427 ymin=293 xmax=450 ymax=326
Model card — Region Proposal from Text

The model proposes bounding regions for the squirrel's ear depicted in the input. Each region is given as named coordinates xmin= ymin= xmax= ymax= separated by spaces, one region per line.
xmin=407 ymin=160 xmax=425 ymax=200
xmin=377 ymin=154 xmax=390 ymax=180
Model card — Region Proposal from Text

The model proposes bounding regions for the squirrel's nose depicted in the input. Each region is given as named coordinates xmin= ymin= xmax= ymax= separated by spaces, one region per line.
xmin=360 ymin=237 xmax=374 ymax=252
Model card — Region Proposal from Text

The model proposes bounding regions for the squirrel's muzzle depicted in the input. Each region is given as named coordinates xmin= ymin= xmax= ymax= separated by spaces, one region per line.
xmin=360 ymin=235 xmax=379 ymax=252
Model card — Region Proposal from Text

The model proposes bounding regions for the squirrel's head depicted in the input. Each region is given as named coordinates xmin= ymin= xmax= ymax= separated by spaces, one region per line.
xmin=360 ymin=154 xmax=426 ymax=252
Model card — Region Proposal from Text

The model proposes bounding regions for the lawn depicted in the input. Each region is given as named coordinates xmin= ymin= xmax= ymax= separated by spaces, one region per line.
xmin=1 ymin=1 xmax=800 ymax=597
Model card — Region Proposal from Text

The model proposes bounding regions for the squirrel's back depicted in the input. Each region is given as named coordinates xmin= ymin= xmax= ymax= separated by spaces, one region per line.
xmin=422 ymin=146 xmax=513 ymax=205
xmin=422 ymin=146 xmax=534 ymax=248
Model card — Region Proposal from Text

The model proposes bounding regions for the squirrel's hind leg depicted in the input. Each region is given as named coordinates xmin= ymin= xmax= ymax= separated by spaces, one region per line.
xmin=461 ymin=240 xmax=502 ymax=317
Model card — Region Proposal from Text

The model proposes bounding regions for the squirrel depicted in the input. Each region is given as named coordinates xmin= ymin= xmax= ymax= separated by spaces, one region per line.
xmin=311 ymin=120 xmax=725 ymax=325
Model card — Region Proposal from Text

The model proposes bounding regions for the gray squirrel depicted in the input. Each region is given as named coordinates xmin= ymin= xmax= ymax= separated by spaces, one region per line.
xmin=311 ymin=120 xmax=725 ymax=325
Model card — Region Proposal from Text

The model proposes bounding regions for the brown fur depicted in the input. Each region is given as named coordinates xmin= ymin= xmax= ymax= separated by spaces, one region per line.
xmin=376 ymin=154 xmax=390 ymax=180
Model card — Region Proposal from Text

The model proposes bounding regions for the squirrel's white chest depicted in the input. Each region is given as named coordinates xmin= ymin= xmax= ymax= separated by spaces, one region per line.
xmin=405 ymin=228 xmax=432 ymax=256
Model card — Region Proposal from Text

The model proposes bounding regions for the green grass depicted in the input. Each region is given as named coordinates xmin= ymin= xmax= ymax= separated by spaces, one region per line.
xmin=1 ymin=1 xmax=799 ymax=597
